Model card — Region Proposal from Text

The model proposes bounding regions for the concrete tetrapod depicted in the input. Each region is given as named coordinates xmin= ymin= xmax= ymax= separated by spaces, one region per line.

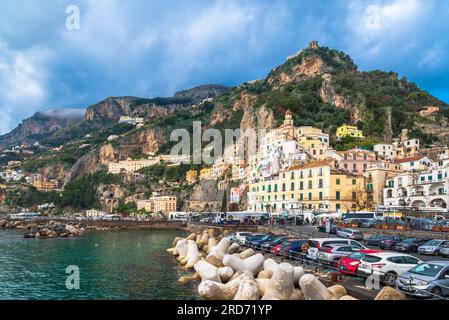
xmin=194 ymin=260 xmax=222 ymax=283
xmin=207 ymin=238 xmax=231 ymax=262
xmin=299 ymin=274 xmax=334 ymax=300
xmin=222 ymin=253 xmax=265 ymax=277
xmin=181 ymin=240 xmax=201 ymax=269
xmin=261 ymin=258 xmax=305 ymax=283
xmin=234 ymin=277 xmax=260 ymax=300
xmin=198 ymin=273 xmax=253 ymax=300
xmin=239 ymin=248 xmax=255 ymax=259
xmin=374 ymin=286 xmax=407 ymax=300
xmin=258 ymin=263 xmax=303 ymax=300
xmin=227 ymin=243 xmax=240 ymax=254
xmin=175 ymin=240 xmax=189 ymax=262
xmin=197 ymin=232 xmax=210 ymax=249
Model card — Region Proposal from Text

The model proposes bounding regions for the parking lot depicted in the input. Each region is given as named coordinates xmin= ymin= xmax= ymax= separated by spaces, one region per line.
xmin=227 ymin=226 xmax=449 ymax=300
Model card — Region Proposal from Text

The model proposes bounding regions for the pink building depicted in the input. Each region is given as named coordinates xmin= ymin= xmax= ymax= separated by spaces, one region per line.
xmin=337 ymin=148 xmax=378 ymax=175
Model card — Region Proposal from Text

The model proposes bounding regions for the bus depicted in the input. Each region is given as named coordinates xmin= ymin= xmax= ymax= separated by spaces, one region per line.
xmin=9 ymin=212 xmax=40 ymax=220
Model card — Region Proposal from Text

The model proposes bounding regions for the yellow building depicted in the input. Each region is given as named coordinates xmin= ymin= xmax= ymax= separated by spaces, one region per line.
xmin=199 ymin=167 xmax=213 ymax=180
xmin=297 ymin=126 xmax=330 ymax=159
xmin=248 ymin=160 xmax=367 ymax=213
xmin=185 ymin=170 xmax=198 ymax=183
xmin=137 ymin=196 xmax=177 ymax=213
xmin=336 ymin=124 xmax=364 ymax=139
xmin=365 ymin=162 xmax=403 ymax=209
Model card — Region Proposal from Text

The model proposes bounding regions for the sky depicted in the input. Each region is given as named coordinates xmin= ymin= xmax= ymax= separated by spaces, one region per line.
xmin=0 ymin=0 xmax=448 ymax=134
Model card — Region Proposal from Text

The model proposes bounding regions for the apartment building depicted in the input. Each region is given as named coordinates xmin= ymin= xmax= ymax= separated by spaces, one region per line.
xmin=108 ymin=157 xmax=160 ymax=174
xmin=336 ymin=124 xmax=364 ymax=139
xmin=137 ymin=196 xmax=177 ymax=213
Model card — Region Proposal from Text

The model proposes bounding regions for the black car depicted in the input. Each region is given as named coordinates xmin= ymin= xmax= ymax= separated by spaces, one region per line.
xmin=365 ymin=235 xmax=394 ymax=246
xmin=260 ymin=235 xmax=290 ymax=251
xmin=378 ymin=236 xmax=403 ymax=250
xmin=250 ymin=234 xmax=278 ymax=248
xmin=244 ymin=233 xmax=267 ymax=246
xmin=280 ymin=239 xmax=308 ymax=257
xmin=394 ymin=238 xmax=433 ymax=253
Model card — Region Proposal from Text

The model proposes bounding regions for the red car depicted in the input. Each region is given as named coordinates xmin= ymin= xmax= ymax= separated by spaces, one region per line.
xmin=271 ymin=244 xmax=283 ymax=254
xmin=336 ymin=249 xmax=382 ymax=275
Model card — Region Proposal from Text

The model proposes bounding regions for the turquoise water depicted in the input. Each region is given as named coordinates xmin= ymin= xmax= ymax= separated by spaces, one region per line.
xmin=0 ymin=229 xmax=199 ymax=300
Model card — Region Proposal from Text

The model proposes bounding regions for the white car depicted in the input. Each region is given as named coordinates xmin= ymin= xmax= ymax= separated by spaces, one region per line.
xmin=231 ymin=232 xmax=252 ymax=244
xmin=358 ymin=252 xmax=422 ymax=286
xmin=306 ymin=238 xmax=365 ymax=261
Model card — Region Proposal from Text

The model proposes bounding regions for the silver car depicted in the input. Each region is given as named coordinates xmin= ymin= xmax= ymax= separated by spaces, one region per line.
xmin=336 ymin=228 xmax=364 ymax=240
xmin=418 ymin=240 xmax=449 ymax=255
xmin=317 ymin=244 xmax=362 ymax=265
xmin=396 ymin=261 xmax=449 ymax=298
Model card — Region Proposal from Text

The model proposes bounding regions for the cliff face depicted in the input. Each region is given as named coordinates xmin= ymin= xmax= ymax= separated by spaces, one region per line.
xmin=84 ymin=84 xmax=229 ymax=122
xmin=0 ymin=108 xmax=84 ymax=151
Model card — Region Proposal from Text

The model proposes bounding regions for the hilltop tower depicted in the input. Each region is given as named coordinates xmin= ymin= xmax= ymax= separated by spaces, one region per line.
xmin=308 ymin=40 xmax=319 ymax=49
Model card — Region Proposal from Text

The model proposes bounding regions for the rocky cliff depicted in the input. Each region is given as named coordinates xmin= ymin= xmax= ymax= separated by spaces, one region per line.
xmin=0 ymin=108 xmax=84 ymax=151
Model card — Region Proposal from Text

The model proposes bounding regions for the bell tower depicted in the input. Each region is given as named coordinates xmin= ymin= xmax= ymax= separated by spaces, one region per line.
xmin=283 ymin=110 xmax=294 ymax=127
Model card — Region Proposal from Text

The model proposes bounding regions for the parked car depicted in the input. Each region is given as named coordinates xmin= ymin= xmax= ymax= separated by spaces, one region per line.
xmin=316 ymin=224 xmax=339 ymax=234
xmin=231 ymin=232 xmax=252 ymax=244
xmin=379 ymin=236 xmax=403 ymax=250
xmin=358 ymin=252 xmax=422 ymax=286
xmin=396 ymin=261 xmax=449 ymax=298
xmin=418 ymin=240 xmax=449 ymax=256
xmin=305 ymin=238 xmax=365 ymax=261
xmin=439 ymin=242 xmax=449 ymax=258
xmin=360 ymin=219 xmax=378 ymax=228
xmin=250 ymin=234 xmax=278 ymax=248
xmin=317 ymin=244 xmax=364 ymax=266
xmin=260 ymin=235 xmax=290 ymax=251
xmin=395 ymin=238 xmax=433 ymax=253
xmin=336 ymin=228 xmax=364 ymax=240
xmin=281 ymin=239 xmax=308 ymax=257
xmin=336 ymin=249 xmax=383 ymax=275
xmin=244 ymin=233 xmax=268 ymax=246
xmin=365 ymin=235 xmax=390 ymax=246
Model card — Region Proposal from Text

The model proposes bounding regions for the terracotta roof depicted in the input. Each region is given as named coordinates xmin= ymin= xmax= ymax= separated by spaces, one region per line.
xmin=394 ymin=156 xmax=425 ymax=164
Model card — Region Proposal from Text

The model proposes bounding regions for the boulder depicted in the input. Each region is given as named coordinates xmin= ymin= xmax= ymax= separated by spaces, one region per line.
xmin=328 ymin=285 xmax=347 ymax=300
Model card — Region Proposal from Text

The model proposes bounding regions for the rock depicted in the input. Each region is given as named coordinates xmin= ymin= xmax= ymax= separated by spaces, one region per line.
xmin=299 ymin=274 xmax=334 ymax=300
xmin=234 ymin=277 xmax=260 ymax=300
xmin=223 ymin=253 xmax=264 ymax=277
xmin=0 ymin=219 xmax=7 ymax=227
xmin=294 ymin=266 xmax=305 ymax=284
xmin=328 ymin=285 xmax=347 ymax=300
xmin=374 ymin=286 xmax=407 ymax=300
xmin=340 ymin=295 xmax=358 ymax=300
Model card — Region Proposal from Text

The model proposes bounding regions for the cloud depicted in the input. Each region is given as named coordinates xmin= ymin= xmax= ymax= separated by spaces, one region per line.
xmin=0 ymin=42 xmax=51 ymax=134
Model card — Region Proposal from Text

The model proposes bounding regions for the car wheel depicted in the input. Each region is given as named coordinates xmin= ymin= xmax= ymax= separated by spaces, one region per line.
xmin=384 ymin=272 xmax=397 ymax=286
xmin=431 ymin=286 xmax=442 ymax=298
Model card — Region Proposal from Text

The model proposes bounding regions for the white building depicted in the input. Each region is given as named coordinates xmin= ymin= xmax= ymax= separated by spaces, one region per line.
xmin=85 ymin=209 xmax=106 ymax=220
xmin=383 ymin=168 xmax=449 ymax=211
xmin=394 ymin=156 xmax=432 ymax=172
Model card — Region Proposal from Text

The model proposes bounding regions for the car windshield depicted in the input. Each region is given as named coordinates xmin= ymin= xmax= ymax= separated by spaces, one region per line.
xmin=347 ymin=252 xmax=365 ymax=260
xmin=423 ymin=240 xmax=441 ymax=246
xmin=272 ymin=237 xmax=288 ymax=244
xmin=409 ymin=263 xmax=444 ymax=277
xmin=402 ymin=238 xmax=417 ymax=244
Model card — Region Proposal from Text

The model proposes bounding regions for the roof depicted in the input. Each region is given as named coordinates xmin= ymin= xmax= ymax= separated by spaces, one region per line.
xmin=365 ymin=252 xmax=416 ymax=258
xmin=394 ymin=156 xmax=426 ymax=164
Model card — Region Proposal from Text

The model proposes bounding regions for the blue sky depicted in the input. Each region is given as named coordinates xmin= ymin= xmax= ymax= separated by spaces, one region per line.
xmin=0 ymin=0 xmax=448 ymax=134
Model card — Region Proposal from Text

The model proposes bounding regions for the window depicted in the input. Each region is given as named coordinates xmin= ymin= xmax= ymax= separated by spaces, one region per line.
xmin=274 ymin=184 xmax=278 ymax=192
xmin=352 ymin=179 xmax=357 ymax=185
xmin=308 ymin=181 xmax=312 ymax=189
xmin=282 ymin=183 xmax=286 ymax=192
xmin=319 ymin=192 xmax=323 ymax=200
xmin=336 ymin=191 xmax=340 ymax=200
xmin=308 ymin=192 xmax=312 ymax=201
xmin=300 ymin=171 xmax=304 ymax=178
xmin=291 ymin=182 xmax=295 ymax=191
xmin=336 ymin=179 xmax=341 ymax=185
xmin=353 ymin=163 xmax=357 ymax=172
xmin=299 ymin=181 xmax=304 ymax=190
xmin=336 ymin=203 xmax=341 ymax=210
xmin=300 ymin=193 xmax=304 ymax=201
xmin=352 ymin=192 xmax=356 ymax=200
xmin=318 ymin=179 xmax=323 ymax=188
xmin=282 ymin=194 xmax=285 ymax=200
xmin=291 ymin=172 xmax=295 ymax=179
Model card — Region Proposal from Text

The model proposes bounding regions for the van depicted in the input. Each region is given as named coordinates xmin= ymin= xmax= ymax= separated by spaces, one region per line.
xmin=305 ymin=238 xmax=365 ymax=261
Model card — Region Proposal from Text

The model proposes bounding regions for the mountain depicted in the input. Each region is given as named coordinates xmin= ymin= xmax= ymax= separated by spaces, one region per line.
xmin=0 ymin=108 xmax=85 ymax=151
xmin=84 ymin=84 xmax=229 ymax=122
